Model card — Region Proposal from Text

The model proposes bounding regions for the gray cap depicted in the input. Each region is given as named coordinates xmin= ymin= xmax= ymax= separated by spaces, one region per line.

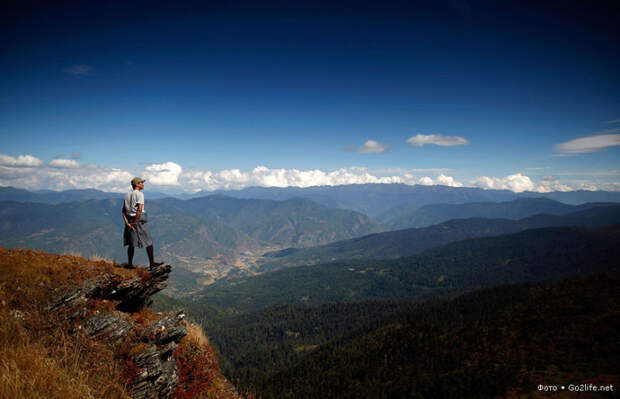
xmin=131 ymin=177 xmax=146 ymax=186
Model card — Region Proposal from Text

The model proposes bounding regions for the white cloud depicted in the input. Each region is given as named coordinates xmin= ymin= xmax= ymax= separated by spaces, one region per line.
xmin=183 ymin=166 xmax=464 ymax=191
xmin=62 ymin=64 xmax=93 ymax=76
xmin=417 ymin=174 xmax=463 ymax=187
xmin=0 ymin=162 xmax=134 ymax=193
xmin=49 ymin=159 xmax=81 ymax=168
xmin=470 ymin=173 xmax=535 ymax=192
xmin=418 ymin=176 xmax=434 ymax=185
xmin=144 ymin=162 xmax=182 ymax=185
xmin=555 ymin=133 xmax=620 ymax=154
xmin=407 ymin=133 xmax=469 ymax=147
xmin=468 ymin=173 xmax=578 ymax=193
xmin=0 ymin=155 xmax=618 ymax=194
xmin=357 ymin=140 xmax=388 ymax=154
xmin=373 ymin=167 xmax=452 ymax=174
xmin=0 ymin=154 xmax=44 ymax=167
xmin=181 ymin=166 xmax=410 ymax=191
xmin=533 ymin=176 xmax=573 ymax=193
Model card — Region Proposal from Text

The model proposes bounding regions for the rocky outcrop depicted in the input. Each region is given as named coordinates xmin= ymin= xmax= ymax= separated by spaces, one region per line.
xmin=48 ymin=264 xmax=172 ymax=313
xmin=47 ymin=264 xmax=186 ymax=399
xmin=131 ymin=311 xmax=186 ymax=399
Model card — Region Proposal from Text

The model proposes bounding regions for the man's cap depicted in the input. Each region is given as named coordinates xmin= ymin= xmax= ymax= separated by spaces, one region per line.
xmin=131 ymin=177 xmax=146 ymax=186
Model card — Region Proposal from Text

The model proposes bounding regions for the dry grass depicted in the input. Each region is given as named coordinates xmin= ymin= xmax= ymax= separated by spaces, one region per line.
xmin=186 ymin=322 xmax=210 ymax=348
xmin=0 ymin=305 xmax=131 ymax=398
xmin=0 ymin=248 xmax=241 ymax=399
xmin=0 ymin=247 xmax=138 ymax=305
xmin=0 ymin=248 xmax=145 ymax=399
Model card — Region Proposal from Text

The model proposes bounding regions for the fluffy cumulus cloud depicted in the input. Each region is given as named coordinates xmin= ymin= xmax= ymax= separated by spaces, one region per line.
xmin=178 ymin=166 xmax=470 ymax=190
xmin=1 ymin=154 xmax=618 ymax=193
xmin=180 ymin=166 xmax=414 ymax=191
xmin=417 ymin=174 xmax=463 ymax=187
xmin=554 ymin=133 xmax=620 ymax=154
xmin=0 ymin=154 xmax=133 ymax=192
xmin=470 ymin=173 xmax=535 ymax=192
xmin=49 ymin=159 xmax=81 ymax=168
xmin=144 ymin=162 xmax=182 ymax=185
xmin=357 ymin=140 xmax=388 ymax=154
xmin=469 ymin=173 xmax=577 ymax=193
xmin=407 ymin=134 xmax=469 ymax=147
xmin=179 ymin=168 xmax=617 ymax=193
xmin=0 ymin=154 xmax=43 ymax=167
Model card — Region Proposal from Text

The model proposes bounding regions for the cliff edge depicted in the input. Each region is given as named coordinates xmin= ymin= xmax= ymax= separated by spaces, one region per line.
xmin=0 ymin=248 xmax=239 ymax=399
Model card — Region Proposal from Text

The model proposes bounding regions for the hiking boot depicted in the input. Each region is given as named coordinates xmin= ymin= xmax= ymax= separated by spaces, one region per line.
xmin=122 ymin=262 xmax=137 ymax=269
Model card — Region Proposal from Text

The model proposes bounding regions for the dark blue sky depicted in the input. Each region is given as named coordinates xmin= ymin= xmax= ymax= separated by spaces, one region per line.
xmin=1 ymin=1 xmax=619 ymax=192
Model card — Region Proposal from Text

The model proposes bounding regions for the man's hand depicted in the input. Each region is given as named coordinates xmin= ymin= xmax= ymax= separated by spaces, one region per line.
xmin=127 ymin=223 xmax=136 ymax=231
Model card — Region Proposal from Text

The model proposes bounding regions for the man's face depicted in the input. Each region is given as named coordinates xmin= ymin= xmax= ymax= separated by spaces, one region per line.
xmin=137 ymin=181 xmax=145 ymax=190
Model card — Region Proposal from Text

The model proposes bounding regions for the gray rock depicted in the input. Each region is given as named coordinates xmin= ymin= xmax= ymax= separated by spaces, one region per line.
xmin=130 ymin=315 xmax=187 ymax=399
xmin=140 ymin=311 xmax=186 ymax=345
xmin=83 ymin=313 xmax=133 ymax=343
xmin=46 ymin=263 xmax=187 ymax=399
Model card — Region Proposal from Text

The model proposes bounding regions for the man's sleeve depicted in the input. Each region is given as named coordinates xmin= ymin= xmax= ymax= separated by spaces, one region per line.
xmin=136 ymin=191 xmax=144 ymax=204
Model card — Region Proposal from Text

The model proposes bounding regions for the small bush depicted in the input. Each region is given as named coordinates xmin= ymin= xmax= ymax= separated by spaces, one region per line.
xmin=174 ymin=324 xmax=219 ymax=399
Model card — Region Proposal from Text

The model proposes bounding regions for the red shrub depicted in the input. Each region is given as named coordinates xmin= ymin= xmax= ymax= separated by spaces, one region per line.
xmin=174 ymin=338 xmax=218 ymax=399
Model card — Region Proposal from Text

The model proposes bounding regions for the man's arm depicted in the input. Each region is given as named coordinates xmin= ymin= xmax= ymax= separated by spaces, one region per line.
xmin=133 ymin=203 xmax=143 ymax=226
xmin=122 ymin=206 xmax=135 ymax=230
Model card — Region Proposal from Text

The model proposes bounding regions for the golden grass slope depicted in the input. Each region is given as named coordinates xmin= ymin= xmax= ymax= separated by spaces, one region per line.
xmin=0 ymin=247 xmax=243 ymax=399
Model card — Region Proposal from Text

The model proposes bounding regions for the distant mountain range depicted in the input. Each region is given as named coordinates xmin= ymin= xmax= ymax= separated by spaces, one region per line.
xmin=4 ymin=185 xmax=620 ymax=220
xmin=155 ymin=195 xmax=380 ymax=247
xmin=260 ymin=203 xmax=620 ymax=271
xmin=0 ymin=186 xmax=172 ymax=203
xmin=210 ymin=184 xmax=620 ymax=217
xmin=377 ymin=197 xmax=617 ymax=229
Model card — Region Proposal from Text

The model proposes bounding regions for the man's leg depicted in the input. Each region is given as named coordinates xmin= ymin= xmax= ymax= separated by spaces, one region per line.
xmin=146 ymin=245 xmax=154 ymax=265
xmin=127 ymin=246 xmax=135 ymax=266
xmin=147 ymin=245 xmax=164 ymax=268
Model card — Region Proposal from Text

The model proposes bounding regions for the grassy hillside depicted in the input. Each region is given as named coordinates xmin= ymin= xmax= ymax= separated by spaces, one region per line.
xmin=0 ymin=248 xmax=244 ymax=399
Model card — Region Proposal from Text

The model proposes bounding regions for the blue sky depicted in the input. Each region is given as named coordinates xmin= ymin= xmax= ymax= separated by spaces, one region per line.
xmin=1 ymin=1 xmax=619 ymax=193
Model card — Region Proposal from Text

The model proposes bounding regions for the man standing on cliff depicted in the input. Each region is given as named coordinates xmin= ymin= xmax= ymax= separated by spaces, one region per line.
xmin=122 ymin=177 xmax=164 ymax=269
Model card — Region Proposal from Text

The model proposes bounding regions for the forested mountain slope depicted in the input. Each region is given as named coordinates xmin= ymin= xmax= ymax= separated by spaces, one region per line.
xmin=260 ymin=271 xmax=620 ymax=398
xmin=197 ymin=224 xmax=620 ymax=312
xmin=157 ymin=195 xmax=381 ymax=247
xmin=261 ymin=205 xmax=620 ymax=271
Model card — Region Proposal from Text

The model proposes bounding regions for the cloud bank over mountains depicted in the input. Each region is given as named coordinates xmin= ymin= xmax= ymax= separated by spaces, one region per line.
xmin=0 ymin=154 xmax=617 ymax=193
